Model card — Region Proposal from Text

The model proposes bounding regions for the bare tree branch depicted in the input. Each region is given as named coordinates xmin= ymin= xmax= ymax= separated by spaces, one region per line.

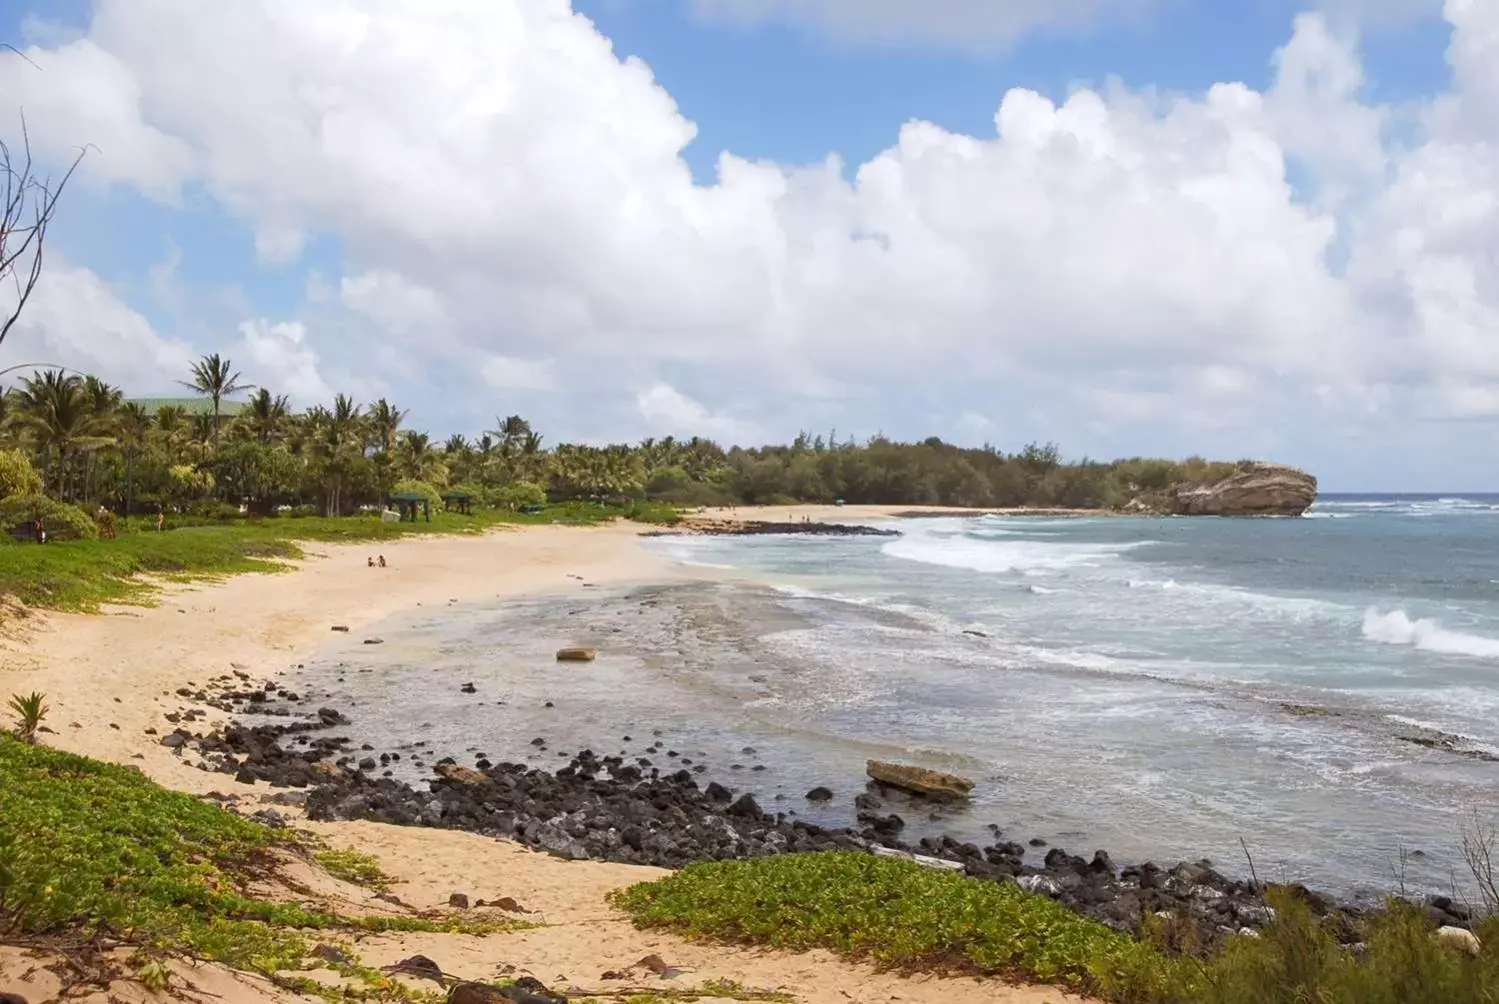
xmin=0 ymin=102 xmax=92 ymax=350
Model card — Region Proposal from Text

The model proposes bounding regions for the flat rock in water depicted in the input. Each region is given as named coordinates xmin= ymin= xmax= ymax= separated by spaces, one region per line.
xmin=866 ymin=759 xmax=975 ymax=799
xmin=555 ymin=647 xmax=597 ymax=662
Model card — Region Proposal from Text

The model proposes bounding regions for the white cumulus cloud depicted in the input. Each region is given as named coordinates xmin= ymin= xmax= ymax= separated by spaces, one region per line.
xmin=1 ymin=0 xmax=1498 ymax=486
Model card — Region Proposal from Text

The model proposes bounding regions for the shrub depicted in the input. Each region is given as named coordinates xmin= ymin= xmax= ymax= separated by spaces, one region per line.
xmin=185 ymin=500 xmax=245 ymax=521
xmin=495 ymin=480 xmax=547 ymax=511
xmin=391 ymin=479 xmax=442 ymax=509
xmin=0 ymin=495 xmax=100 ymax=540
xmin=623 ymin=500 xmax=682 ymax=525
xmin=167 ymin=464 xmax=215 ymax=502
xmin=0 ymin=449 xmax=43 ymax=500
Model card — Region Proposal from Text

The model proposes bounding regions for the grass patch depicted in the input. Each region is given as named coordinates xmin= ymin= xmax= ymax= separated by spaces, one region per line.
xmin=0 ymin=501 xmax=676 ymax=613
xmin=314 ymin=848 xmax=390 ymax=890
xmin=0 ymin=736 xmax=523 ymax=980
xmin=612 ymin=851 xmax=1499 ymax=1004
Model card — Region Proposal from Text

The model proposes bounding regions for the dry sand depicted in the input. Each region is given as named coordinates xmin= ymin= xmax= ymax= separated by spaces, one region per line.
xmin=1 ymin=516 xmax=1082 ymax=1004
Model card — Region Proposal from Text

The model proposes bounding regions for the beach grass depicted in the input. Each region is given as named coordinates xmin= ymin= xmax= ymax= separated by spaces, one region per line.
xmin=0 ymin=499 xmax=679 ymax=613
xmin=612 ymin=851 xmax=1499 ymax=1004
xmin=0 ymin=735 xmax=523 ymax=983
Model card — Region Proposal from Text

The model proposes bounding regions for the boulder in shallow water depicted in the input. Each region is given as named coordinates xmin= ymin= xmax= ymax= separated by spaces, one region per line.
xmin=555 ymin=647 xmax=596 ymax=662
xmin=1169 ymin=462 xmax=1318 ymax=517
xmin=866 ymin=760 xmax=974 ymax=799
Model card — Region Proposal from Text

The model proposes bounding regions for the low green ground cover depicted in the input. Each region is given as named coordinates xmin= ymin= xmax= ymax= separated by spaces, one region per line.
xmin=613 ymin=851 xmax=1499 ymax=1004
xmin=0 ymin=736 xmax=519 ymax=981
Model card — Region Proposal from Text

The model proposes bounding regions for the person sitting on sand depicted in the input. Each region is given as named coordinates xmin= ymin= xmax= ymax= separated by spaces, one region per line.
xmin=368 ymin=556 xmax=375 ymax=567
xmin=377 ymin=555 xmax=387 ymax=568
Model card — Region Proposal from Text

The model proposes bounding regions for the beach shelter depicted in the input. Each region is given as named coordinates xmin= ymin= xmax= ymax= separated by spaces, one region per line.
xmin=389 ymin=491 xmax=431 ymax=522
xmin=441 ymin=489 xmax=474 ymax=514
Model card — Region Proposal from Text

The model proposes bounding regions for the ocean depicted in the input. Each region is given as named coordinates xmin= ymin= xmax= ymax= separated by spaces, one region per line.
xmin=292 ymin=494 xmax=1499 ymax=900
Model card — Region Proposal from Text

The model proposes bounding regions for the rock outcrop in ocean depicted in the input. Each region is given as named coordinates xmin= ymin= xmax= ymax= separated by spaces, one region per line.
xmin=1161 ymin=463 xmax=1318 ymax=517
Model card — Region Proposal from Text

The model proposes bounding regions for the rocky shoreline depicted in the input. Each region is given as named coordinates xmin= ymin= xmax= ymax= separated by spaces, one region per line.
xmin=153 ymin=671 xmax=1475 ymax=954
xmin=645 ymin=519 xmax=900 ymax=537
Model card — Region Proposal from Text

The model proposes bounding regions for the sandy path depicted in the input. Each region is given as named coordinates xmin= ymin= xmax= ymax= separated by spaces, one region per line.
xmin=0 ymin=518 xmax=1084 ymax=1004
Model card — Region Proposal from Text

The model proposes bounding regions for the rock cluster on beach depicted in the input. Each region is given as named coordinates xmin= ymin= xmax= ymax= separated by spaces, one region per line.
xmin=142 ymin=670 xmax=1474 ymax=952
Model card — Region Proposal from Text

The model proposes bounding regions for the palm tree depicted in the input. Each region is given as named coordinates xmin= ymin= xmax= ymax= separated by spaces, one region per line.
xmin=310 ymin=395 xmax=364 ymax=515
xmin=396 ymin=430 xmax=438 ymax=481
xmin=489 ymin=414 xmax=532 ymax=454
xmin=368 ymin=398 xmax=406 ymax=455
xmin=14 ymin=370 xmax=111 ymax=499
xmin=80 ymin=377 xmax=122 ymax=501
xmin=181 ymin=353 xmax=249 ymax=444
xmin=116 ymin=401 xmax=153 ymax=515
xmin=244 ymin=388 xmax=290 ymax=445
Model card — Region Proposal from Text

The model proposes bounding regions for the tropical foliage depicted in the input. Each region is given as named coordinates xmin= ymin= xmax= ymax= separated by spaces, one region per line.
xmin=0 ymin=357 xmax=1250 ymax=520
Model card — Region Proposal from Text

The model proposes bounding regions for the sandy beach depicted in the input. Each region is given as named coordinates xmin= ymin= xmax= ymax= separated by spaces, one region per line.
xmin=0 ymin=512 xmax=1080 ymax=1004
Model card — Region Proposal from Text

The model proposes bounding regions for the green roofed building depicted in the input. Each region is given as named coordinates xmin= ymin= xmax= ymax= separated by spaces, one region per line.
xmin=126 ymin=397 xmax=250 ymax=417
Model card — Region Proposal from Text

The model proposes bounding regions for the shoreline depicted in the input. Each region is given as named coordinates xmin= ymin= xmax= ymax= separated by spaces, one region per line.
xmin=1 ymin=515 xmax=1085 ymax=1004
xmin=0 ymin=511 xmax=1476 ymax=1002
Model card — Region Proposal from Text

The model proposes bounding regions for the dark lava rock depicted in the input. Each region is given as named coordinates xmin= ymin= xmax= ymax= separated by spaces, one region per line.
xmin=806 ymin=786 xmax=834 ymax=801
xmin=214 ymin=702 xmax=1368 ymax=953
xmin=390 ymin=955 xmax=445 ymax=984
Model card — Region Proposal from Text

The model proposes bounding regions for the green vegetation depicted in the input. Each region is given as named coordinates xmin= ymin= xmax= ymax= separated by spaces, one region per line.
xmin=0 ymin=736 xmax=524 ymax=984
xmin=613 ymin=851 xmax=1499 ymax=1004
xmin=6 ymin=691 xmax=48 ymax=742
xmin=0 ymin=358 xmax=1257 ymax=529
xmin=314 ymin=847 xmax=390 ymax=890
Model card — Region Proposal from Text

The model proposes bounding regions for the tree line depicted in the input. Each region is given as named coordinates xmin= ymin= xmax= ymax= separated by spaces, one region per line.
xmin=0 ymin=355 xmax=1250 ymax=524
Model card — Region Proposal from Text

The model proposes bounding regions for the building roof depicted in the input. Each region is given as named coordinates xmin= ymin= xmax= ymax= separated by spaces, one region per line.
xmin=126 ymin=397 xmax=249 ymax=417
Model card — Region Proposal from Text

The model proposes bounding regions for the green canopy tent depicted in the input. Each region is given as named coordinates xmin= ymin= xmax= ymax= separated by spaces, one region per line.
xmin=441 ymin=490 xmax=474 ymax=515
xmin=389 ymin=491 xmax=431 ymax=522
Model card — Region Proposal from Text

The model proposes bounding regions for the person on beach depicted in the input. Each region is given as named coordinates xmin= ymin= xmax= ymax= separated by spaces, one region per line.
xmin=377 ymin=555 xmax=387 ymax=568
xmin=157 ymin=505 xmax=165 ymax=532
xmin=368 ymin=556 xmax=375 ymax=567
xmin=34 ymin=516 xmax=45 ymax=544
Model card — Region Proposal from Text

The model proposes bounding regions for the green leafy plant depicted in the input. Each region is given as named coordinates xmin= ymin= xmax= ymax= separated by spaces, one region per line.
xmin=6 ymin=691 xmax=49 ymax=743
xmin=0 ymin=736 xmax=526 ymax=977
xmin=315 ymin=848 xmax=390 ymax=889
xmin=613 ymin=851 xmax=1499 ymax=1004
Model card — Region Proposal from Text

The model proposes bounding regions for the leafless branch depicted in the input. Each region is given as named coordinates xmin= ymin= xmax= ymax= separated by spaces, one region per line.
xmin=1459 ymin=808 xmax=1499 ymax=916
xmin=0 ymin=109 xmax=90 ymax=349
xmin=1390 ymin=842 xmax=1410 ymax=900
xmin=1239 ymin=836 xmax=1262 ymax=896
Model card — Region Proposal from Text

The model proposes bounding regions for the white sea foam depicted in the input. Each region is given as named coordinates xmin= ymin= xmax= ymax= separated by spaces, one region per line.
xmin=882 ymin=527 xmax=1153 ymax=575
xmin=1362 ymin=609 xmax=1499 ymax=659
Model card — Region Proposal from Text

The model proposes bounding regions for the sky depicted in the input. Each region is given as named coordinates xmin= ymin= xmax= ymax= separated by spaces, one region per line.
xmin=0 ymin=0 xmax=1493 ymax=491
